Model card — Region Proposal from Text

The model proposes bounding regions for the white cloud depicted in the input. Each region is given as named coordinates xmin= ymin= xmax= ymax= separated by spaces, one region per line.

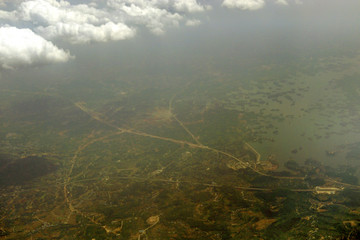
xmin=16 ymin=0 xmax=105 ymax=25
xmin=0 ymin=26 xmax=72 ymax=69
xmin=0 ymin=9 xmax=16 ymax=20
xmin=275 ymin=0 xmax=288 ymax=5
xmin=37 ymin=22 xmax=135 ymax=44
xmin=0 ymin=0 xmax=210 ymax=40
xmin=173 ymin=0 xmax=209 ymax=13
xmin=0 ymin=0 xmax=212 ymax=68
xmin=1 ymin=0 xmax=135 ymax=43
xmin=222 ymin=0 xmax=265 ymax=10
xmin=185 ymin=19 xmax=201 ymax=26
xmin=108 ymin=0 xmax=183 ymax=35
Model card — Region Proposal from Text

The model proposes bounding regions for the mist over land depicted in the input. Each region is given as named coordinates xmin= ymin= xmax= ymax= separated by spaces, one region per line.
xmin=1 ymin=0 xmax=360 ymax=239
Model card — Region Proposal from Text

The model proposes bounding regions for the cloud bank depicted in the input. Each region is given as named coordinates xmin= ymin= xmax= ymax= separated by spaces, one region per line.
xmin=221 ymin=0 xmax=301 ymax=10
xmin=0 ymin=26 xmax=72 ymax=69
xmin=0 ymin=0 xmax=211 ymax=67
xmin=37 ymin=22 xmax=136 ymax=44
xmin=173 ymin=0 xmax=211 ymax=12
xmin=275 ymin=0 xmax=289 ymax=5
xmin=222 ymin=0 xmax=265 ymax=10
xmin=186 ymin=19 xmax=201 ymax=26
xmin=107 ymin=0 xmax=183 ymax=35
xmin=3 ymin=0 xmax=136 ymax=43
xmin=0 ymin=0 xmax=299 ymax=68
xmin=1 ymin=0 xmax=209 ymax=39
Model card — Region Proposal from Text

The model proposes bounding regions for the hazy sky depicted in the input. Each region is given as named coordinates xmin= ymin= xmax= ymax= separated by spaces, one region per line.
xmin=0 ymin=0 xmax=359 ymax=74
